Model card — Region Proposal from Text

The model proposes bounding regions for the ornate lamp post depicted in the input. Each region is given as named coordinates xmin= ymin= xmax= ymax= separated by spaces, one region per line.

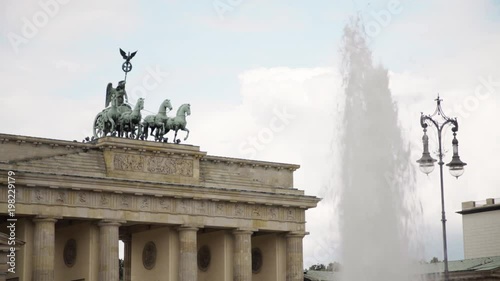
xmin=417 ymin=96 xmax=467 ymax=281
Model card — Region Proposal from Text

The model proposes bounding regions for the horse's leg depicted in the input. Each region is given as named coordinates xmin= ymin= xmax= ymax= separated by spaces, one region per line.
xmin=109 ymin=119 xmax=115 ymax=136
xmin=135 ymin=124 xmax=141 ymax=139
xmin=183 ymin=127 xmax=190 ymax=141
xmin=174 ymin=129 xmax=178 ymax=143
xmin=118 ymin=123 xmax=122 ymax=138
xmin=150 ymin=124 xmax=155 ymax=137
xmin=153 ymin=126 xmax=159 ymax=141
xmin=163 ymin=128 xmax=170 ymax=143
xmin=159 ymin=123 xmax=166 ymax=141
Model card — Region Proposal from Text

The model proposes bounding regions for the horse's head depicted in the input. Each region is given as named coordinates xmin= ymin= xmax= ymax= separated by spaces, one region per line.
xmin=177 ymin=103 xmax=191 ymax=116
xmin=163 ymin=99 xmax=173 ymax=111
xmin=137 ymin=98 xmax=145 ymax=110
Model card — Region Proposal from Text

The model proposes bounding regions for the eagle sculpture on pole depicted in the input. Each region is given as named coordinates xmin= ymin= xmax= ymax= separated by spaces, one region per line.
xmin=120 ymin=48 xmax=137 ymax=82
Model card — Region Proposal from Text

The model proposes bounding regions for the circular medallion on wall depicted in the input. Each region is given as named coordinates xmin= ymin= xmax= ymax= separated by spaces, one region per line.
xmin=252 ymin=248 xmax=263 ymax=273
xmin=197 ymin=245 xmax=211 ymax=271
xmin=142 ymin=241 xmax=157 ymax=270
xmin=63 ymin=239 xmax=77 ymax=267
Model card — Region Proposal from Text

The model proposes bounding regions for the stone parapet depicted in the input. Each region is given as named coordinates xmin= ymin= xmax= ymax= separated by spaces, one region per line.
xmin=0 ymin=134 xmax=309 ymax=194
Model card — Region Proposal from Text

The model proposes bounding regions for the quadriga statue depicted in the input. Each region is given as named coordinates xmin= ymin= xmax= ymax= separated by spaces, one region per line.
xmin=93 ymin=81 xmax=133 ymax=138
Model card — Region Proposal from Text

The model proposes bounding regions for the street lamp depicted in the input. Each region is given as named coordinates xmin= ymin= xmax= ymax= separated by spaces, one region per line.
xmin=417 ymin=95 xmax=467 ymax=281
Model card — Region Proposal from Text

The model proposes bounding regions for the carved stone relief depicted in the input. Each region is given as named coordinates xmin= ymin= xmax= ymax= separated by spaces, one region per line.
xmin=235 ymin=204 xmax=245 ymax=217
xmin=181 ymin=199 xmax=192 ymax=213
xmin=195 ymin=201 xmax=207 ymax=214
xmin=120 ymin=195 xmax=129 ymax=207
xmin=100 ymin=194 xmax=110 ymax=206
xmin=252 ymin=206 xmax=262 ymax=218
xmin=22 ymin=187 xmax=306 ymax=224
xmin=216 ymin=203 xmax=225 ymax=215
xmin=78 ymin=192 xmax=87 ymax=204
xmin=140 ymin=198 xmax=150 ymax=210
xmin=56 ymin=191 xmax=66 ymax=203
xmin=113 ymin=153 xmax=193 ymax=177
xmin=114 ymin=154 xmax=144 ymax=172
xmin=33 ymin=188 xmax=44 ymax=202
xmin=159 ymin=198 xmax=171 ymax=211
xmin=269 ymin=207 xmax=278 ymax=219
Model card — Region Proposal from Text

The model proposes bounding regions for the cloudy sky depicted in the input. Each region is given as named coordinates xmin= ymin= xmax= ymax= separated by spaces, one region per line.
xmin=1 ymin=0 xmax=499 ymax=266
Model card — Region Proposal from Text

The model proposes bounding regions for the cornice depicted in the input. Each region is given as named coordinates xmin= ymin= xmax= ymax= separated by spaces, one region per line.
xmin=0 ymin=134 xmax=301 ymax=170
xmin=0 ymin=168 xmax=320 ymax=209
xmin=200 ymin=155 xmax=300 ymax=171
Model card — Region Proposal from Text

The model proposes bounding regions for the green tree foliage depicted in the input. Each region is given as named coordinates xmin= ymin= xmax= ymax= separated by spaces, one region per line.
xmin=309 ymin=263 xmax=327 ymax=271
xmin=430 ymin=257 xmax=440 ymax=263
xmin=308 ymin=262 xmax=341 ymax=272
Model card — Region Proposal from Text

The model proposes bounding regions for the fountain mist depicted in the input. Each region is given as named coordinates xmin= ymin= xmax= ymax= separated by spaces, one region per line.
xmin=338 ymin=19 xmax=421 ymax=281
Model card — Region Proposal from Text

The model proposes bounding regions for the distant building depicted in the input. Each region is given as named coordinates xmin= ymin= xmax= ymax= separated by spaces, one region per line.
xmin=303 ymin=257 xmax=500 ymax=281
xmin=458 ymin=198 xmax=500 ymax=259
xmin=418 ymin=256 xmax=500 ymax=280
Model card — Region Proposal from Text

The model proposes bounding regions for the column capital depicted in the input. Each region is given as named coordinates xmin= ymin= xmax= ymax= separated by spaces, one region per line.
xmin=286 ymin=231 xmax=309 ymax=238
xmin=33 ymin=216 xmax=60 ymax=223
xmin=177 ymin=224 xmax=201 ymax=232
xmin=98 ymin=220 xmax=125 ymax=227
xmin=232 ymin=228 xmax=256 ymax=235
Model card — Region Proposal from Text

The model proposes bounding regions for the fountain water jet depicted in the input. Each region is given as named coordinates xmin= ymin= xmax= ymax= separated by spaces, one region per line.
xmin=338 ymin=19 xmax=422 ymax=281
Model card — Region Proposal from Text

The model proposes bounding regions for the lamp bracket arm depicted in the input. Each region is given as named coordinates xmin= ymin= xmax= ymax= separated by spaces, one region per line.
xmin=421 ymin=115 xmax=439 ymax=131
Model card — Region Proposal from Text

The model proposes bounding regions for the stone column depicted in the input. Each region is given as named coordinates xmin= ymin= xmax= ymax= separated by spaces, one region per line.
xmin=32 ymin=217 xmax=58 ymax=281
xmin=120 ymin=234 xmax=132 ymax=281
xmin=233 ymin=229 xmax=253 ymax=281
xmin=98 ymin=220 xmax=122 ymax=281
xmin=286 ymin=232 xmax=307 ymax=281
xmin=178 ymin=225 xmax=199 ymax=281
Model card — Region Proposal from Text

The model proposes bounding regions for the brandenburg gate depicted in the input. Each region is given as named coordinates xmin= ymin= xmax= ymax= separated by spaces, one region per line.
xmin=0 ymin=133 xmax=319 ymax=281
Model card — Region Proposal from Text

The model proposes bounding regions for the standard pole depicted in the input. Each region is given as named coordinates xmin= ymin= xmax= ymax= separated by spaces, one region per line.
xmin=437 ymin=129 xmax=449 ymax=281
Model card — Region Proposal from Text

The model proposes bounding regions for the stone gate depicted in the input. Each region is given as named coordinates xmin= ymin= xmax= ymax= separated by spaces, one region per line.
xmin=0 ymin=133 xmax=319 ymax=281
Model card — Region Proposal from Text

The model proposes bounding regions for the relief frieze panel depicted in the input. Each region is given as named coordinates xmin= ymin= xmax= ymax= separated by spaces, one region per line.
xmin=113 ymin=154 xmax=144 ymax=172
xmin=99 ymin=194 xmax=110 ymax=207
xmin=269 ymin=207 xmax=278 ymax=220
xmin=158 ymin=198 xmax=171 ymax=211
xmin=195 ymin=200 xmax=207 ymax=214
xmin=77 ymin=191 xmax=88 ymax=205
xmin=234 ymin=203 xmax=245 ymax=217
xmin=113 ymin=153 xmax=193 ymax=177
xmin=215 ymin=202 xmax=225 ymax=215
xmin=32 ymin=188 xmax=45 ymax=203
xmin=139 ymin=197 xmax=150 ymax=211
xmin=56 ymin=190 xmax=67 ymax=204
xmin=120 ymin=195 xmax=130 ymax=208
xmin=12 ymin=186 xmax=305 ymax=223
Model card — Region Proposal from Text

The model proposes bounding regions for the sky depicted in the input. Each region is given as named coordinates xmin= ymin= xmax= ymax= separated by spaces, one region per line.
xmin=1 ymin=0 xmax=500 ymax=267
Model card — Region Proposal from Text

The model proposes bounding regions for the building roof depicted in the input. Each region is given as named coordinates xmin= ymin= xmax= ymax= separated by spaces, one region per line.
xmin=304 ymin=270 xmax=337 ymax=281
xmin=418 ymin=256 xmax=500 ymax=274
xmin=458 ymin=198 xmax=500 ymax=215
xmin=304 ymin=256 xmax=500 ymax=281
